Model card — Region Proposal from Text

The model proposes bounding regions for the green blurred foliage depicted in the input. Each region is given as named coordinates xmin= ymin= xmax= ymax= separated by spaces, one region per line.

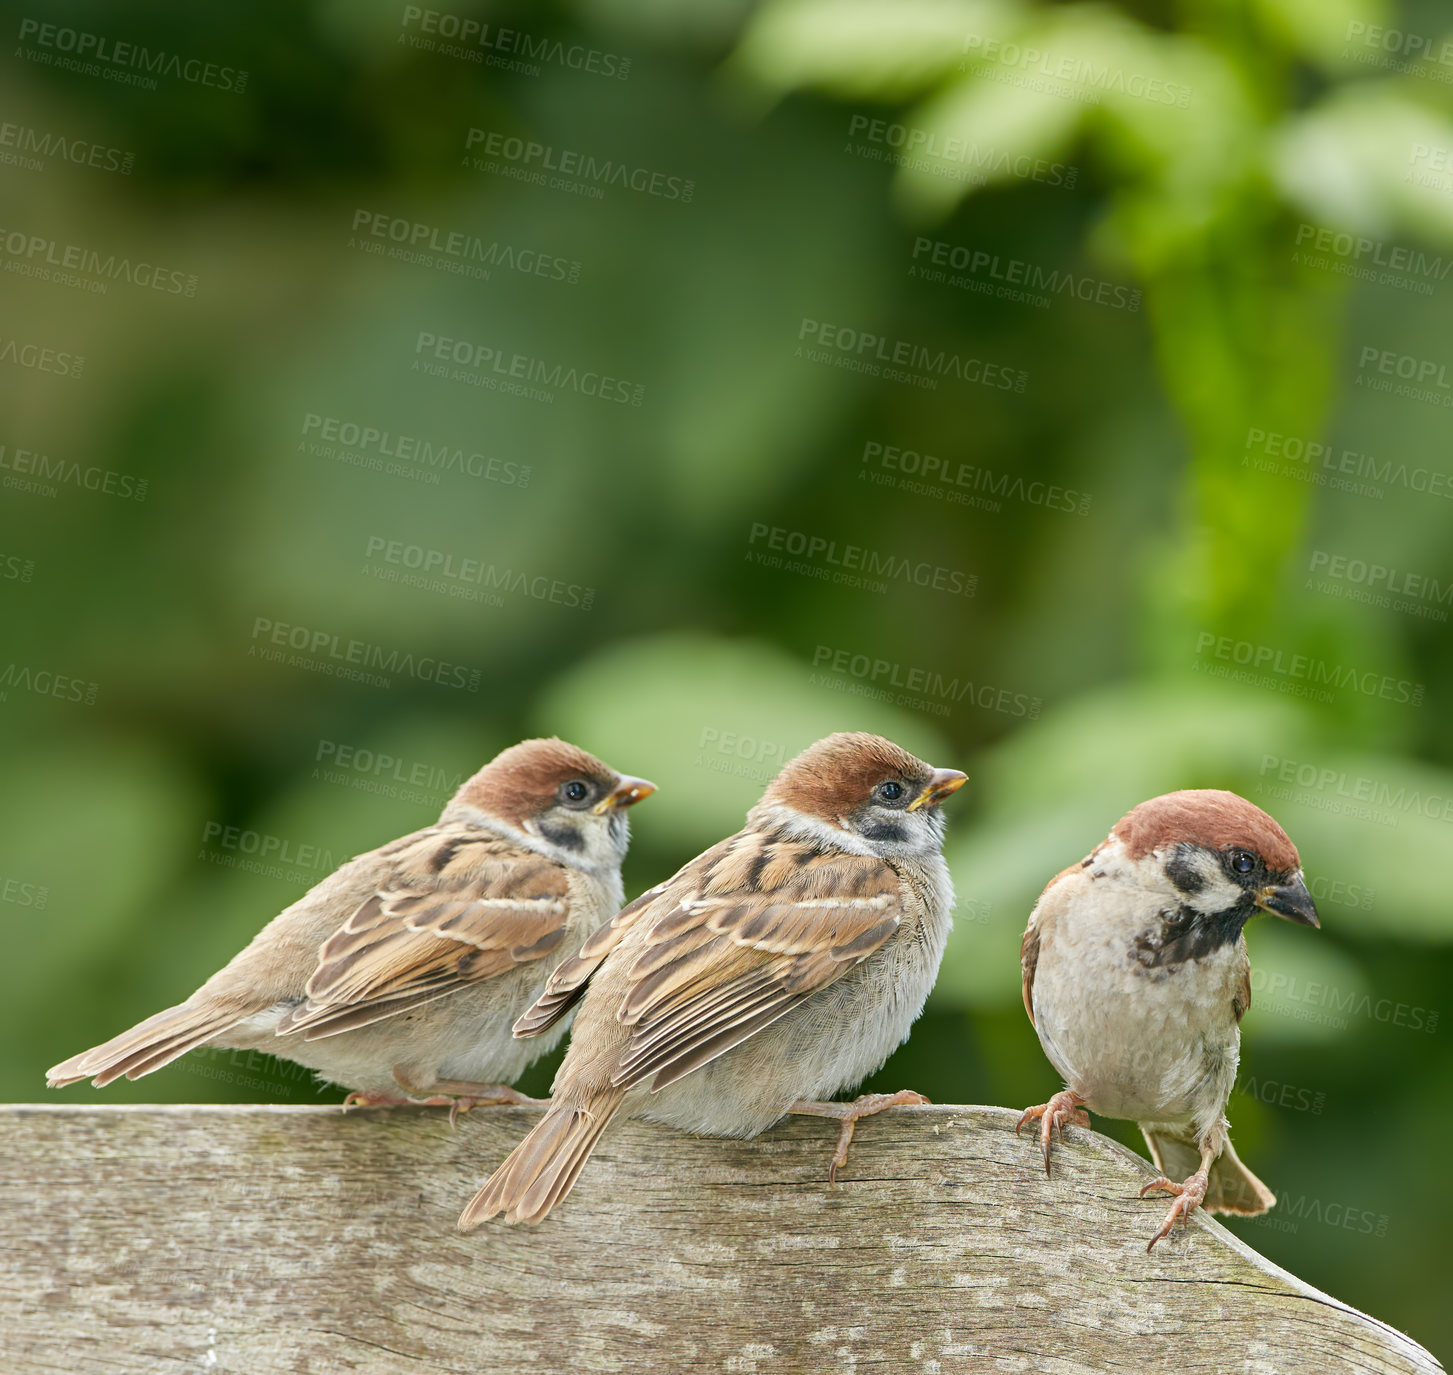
xmin=1 ymin=0 xmax=1450 ymax=1357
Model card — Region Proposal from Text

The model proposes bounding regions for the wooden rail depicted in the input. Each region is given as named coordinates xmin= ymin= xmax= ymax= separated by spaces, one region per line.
xmin=0 ymin=1103 xmax=1441 ymax=1373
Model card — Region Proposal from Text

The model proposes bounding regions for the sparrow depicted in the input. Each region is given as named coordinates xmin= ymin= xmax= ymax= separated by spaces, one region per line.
xmin=1015 ymin=789 xmax=1320 ymax=1249
xmin=459 ymin=731 xmax=967 ymax=1227
xmin=46 ymin=738 xmax=655 ymax=1113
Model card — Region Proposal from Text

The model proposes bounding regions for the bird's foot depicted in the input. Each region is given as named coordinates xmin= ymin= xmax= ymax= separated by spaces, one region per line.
xmin=391 ymin=1068 xmax=548 ymax=1127
xmin=1016 ymin=1090 xmax=1089 ymax=1176
xmin=1141 ymin=1170 xmax=1209 ymax=1251
xmin=789 ymin=1090 xmax=931 ymax=1185
xmin=341 ymin=1090 xmax=456 ymax=1112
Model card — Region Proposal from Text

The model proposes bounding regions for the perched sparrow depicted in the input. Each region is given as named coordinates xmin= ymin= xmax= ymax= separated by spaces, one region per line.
xmin=1016 ymin=789 xmax=1320 ymax=1249
xmin=47 ymin=739 xmax=655 ymax=1111
xmin=460 ymin=731 xmax=967 ymax=1227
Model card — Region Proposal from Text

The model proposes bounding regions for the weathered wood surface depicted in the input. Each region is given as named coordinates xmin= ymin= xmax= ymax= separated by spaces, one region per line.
xmin=0 ymin=1104 xmax=1440 ymax=1375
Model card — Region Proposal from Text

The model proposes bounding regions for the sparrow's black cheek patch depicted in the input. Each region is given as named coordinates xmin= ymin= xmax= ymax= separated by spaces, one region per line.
xmin=859 ymin=818 xmax=907 ymax=845
xmin=538 ymin=820 xmax=585 ymax=853
xmin=1164 ymin=851 xmax=1206 ymax=895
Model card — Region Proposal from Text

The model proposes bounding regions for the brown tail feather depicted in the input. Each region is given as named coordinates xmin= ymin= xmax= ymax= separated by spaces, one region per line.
xmin=46 ymin=1001 xmax=242 ymax=1089
xmin=1142 ymin=1129 xmax=1276 ymax=1216
xmin=458 ymin=1091 xmax=624 ymax=1229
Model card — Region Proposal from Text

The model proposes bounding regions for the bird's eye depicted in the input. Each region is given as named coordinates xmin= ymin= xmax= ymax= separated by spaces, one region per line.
xmin=876 ymin=780 xmax=906 ymax=803
xmin=561 ymin=780 xmax=590 ymax=804
xmin=1230 ymin=850 xmax=1256 ymax=874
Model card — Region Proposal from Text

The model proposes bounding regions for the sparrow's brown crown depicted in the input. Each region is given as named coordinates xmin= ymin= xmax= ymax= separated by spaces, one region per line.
xmin=764 ymin=732 xmax=941 ymax=818
xmin=454 ymin=738 xmax=621 ymax=825
xmin=1113 ymin=789 xmax=1300 ymax=874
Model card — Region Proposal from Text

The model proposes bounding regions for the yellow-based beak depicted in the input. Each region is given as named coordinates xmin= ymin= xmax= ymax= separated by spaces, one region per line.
xmin=594 ymin=776 xmax=657 ymax=813
xmin=1256 ymin=872 xmax=1320 ymax=928
xmin=908 ymin=767 xmax=968 ymax=811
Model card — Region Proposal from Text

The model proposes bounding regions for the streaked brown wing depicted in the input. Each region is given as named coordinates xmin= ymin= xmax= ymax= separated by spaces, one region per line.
xmin=511 ymin=844 xmax=732 ymax=1040
xmin=605 ymin=834 xmax=904 ymax=1092
xmin=278 ymin=832 xmax=570 ymax=1039
xmin=1021 ymin=921 xmax=1040 ymax=1028
xmin=1233 ymin=956 xmax=1251 ymax=1024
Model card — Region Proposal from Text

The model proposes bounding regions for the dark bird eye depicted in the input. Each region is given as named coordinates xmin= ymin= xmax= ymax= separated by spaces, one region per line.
xmin=876 ymin=780 xmax=905 ymax=803
xmin=1231 ymin=850 xmax=1256 ymax=874
xmin=562 ymin=780 xmax=590 ymax=804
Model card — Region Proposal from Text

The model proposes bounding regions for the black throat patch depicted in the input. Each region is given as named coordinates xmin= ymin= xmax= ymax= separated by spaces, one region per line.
xmin=1132 ymin=899 xmax=1252 ymax=970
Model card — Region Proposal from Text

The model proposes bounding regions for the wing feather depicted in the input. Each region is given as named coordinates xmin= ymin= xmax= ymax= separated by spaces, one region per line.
xmin=276 ymin=831 xmax=571 ymax=1039
xmin=599 ymin=832 xmax=905 ymax=1091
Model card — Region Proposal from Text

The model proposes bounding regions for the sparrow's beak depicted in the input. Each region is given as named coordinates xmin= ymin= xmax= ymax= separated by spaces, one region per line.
xmin=1256 ymin=871 xmax=1320 ymax=928
xmin=594 ymin=776 xmax=657 ymax=813
xmin=907 ymin=768 xmax=968 ymax=811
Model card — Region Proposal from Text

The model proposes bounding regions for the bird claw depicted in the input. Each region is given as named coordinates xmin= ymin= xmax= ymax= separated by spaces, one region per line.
xmin=1016 ymin=1091 xmax=1088 ymax=1177
xmin=790 ymin=1090 xmax=931 ymax=1185
xmin=342 ymin=1090 xmax=455 ymax=1112
xmin=1142 ymin=1172 xmax=1208 ymax=1251
xmin=388 ymin=1069 xmax=547 ymax=1128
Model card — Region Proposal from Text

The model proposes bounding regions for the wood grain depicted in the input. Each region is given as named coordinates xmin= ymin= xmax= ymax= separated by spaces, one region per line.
xmin=0 ymin=1103 xmax=1440 ymax=1374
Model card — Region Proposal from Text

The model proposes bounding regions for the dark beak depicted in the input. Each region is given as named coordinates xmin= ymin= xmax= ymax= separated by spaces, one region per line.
xmin=594 ymin=776 xmax=657 ymax=813
xmin=1257 ymin=872 xmax=1320 ymax=928
xmin=907 ymin=767 xmax=968 ymax=812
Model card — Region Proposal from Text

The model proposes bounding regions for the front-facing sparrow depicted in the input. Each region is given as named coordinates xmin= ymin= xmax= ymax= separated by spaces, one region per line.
xmin=1016 ymin=789 xmax=1320 ymax=1248
xmin=460 ymin=731 xmax=967 ymax=1227
xmin=47 ymin=738 xmax=655 ymax=1111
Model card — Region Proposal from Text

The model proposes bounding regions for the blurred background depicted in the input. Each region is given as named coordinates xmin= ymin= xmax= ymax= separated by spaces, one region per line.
xmin=2 ymin=0 xmax=1451 ymax=1359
